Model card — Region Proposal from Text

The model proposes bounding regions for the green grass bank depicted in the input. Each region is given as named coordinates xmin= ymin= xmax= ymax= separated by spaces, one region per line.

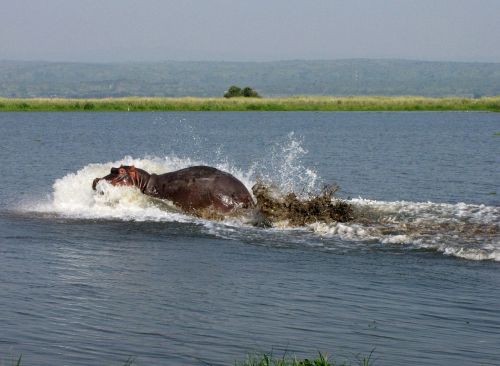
xmin=1 ymin=96 xmax=499 ymax=112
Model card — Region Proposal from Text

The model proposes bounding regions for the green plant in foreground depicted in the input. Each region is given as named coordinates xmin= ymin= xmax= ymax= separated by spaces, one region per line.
xmin=356 ymin=349 xmax=376 ymax=366
xmin=235 ymin=351 xmax=375 ymax=366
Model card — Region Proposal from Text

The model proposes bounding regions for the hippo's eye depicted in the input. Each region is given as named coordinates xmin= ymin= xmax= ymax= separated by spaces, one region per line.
xmin=119 ymin=168 xmax=126 ymax=175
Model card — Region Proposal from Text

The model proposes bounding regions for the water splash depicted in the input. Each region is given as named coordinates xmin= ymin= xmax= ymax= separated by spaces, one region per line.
xmin=310 ymin=198 xmax=500 ymax=261
xmin=19 ymin=146 xmax=500 ymax=262
xmin=253 ymin=132 xmax=319 ymax=196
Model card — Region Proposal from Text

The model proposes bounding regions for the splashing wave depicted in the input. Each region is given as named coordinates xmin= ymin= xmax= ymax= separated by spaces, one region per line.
xmin=311 ymin=198 xmax=499 ymax=261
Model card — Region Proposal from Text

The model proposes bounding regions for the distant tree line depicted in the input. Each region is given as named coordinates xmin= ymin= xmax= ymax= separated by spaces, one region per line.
xmin=2 ymin=60 xmax=500 ymax=98
xmin=224 ymin=85 xmax=261 ymax=98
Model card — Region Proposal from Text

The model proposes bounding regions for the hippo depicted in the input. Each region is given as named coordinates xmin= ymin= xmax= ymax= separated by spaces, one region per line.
xmin=92 ymin=165 xmax=255 ymax=217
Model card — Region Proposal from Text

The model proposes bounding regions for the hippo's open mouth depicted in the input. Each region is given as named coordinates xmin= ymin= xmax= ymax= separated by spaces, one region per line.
xmin=92 ymin=166 xmax=143 ymax=191
xmin=92 ymin=169 xmax=121 ymax=190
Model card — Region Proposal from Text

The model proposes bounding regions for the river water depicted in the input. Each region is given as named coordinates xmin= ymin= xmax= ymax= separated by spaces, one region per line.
xmin=0 ymin=112 xmax=499 ymax=365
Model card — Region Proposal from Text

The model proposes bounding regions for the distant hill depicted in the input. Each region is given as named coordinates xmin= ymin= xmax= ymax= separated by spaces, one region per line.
xmin=1 ymin=59 xmax=500 ymax=98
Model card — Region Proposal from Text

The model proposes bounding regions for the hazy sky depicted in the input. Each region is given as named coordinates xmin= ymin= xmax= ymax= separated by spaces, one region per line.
xmin=1 ymin=0 xmax=499 ymax=63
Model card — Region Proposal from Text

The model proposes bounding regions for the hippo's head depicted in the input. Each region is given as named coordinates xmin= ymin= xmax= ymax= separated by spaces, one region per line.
xmin=92 ymin=165 xmax=150 ymax=191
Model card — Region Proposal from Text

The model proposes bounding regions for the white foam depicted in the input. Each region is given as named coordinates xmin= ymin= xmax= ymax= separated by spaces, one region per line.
xmin=310 ymin=197 xmax=499 ymax=261
xmin=309 ymin=222 xmax=377 ymax=241
xmin=350 ymin=198 xmax=499 ymax=224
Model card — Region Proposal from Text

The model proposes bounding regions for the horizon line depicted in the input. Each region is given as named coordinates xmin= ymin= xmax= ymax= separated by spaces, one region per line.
xmin=2 ymin=57 xmax=500 ymax=65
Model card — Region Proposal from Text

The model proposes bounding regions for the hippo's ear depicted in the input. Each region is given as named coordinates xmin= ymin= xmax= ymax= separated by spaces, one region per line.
xmin=129 ymin=166 xmax=136 ymax=171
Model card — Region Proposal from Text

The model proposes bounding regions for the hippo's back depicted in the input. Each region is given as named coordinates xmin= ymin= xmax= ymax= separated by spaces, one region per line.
xmin=146 ymin=166 xmax=255 ymax=213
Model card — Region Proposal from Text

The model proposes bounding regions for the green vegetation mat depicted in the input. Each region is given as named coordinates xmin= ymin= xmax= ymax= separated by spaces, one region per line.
xmin=1 ymin=96 xmax=499 ymax=112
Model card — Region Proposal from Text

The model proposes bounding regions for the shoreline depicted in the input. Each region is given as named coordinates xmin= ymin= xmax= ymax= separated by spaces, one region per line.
xmin=1 ymin=96 xmax=499 ymax=112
